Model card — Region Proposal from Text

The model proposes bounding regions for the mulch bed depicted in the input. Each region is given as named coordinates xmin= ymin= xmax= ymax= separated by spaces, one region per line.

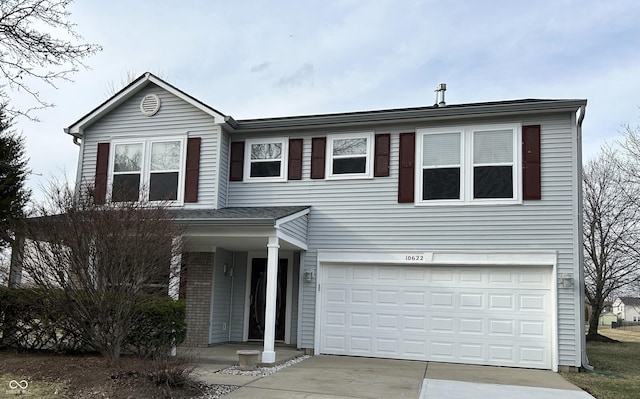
xmin=0 ymin=349 xmax=208 ymax=398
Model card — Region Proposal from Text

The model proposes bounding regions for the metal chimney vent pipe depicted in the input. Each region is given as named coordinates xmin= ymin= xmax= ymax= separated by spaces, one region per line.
xmin=434 ymin=83 xmax=447 ymax=107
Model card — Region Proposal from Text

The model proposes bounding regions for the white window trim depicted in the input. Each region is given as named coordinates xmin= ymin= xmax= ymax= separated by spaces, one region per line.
xmin=244 ymin=137 xmax=288 ymax=182
xmin=107 ymin=135 xmax=187 ymax=205
xmin=415 ymin=123 xmax=522 ymax=206
xmin=326 ymin=132 xmax=374 ymax=180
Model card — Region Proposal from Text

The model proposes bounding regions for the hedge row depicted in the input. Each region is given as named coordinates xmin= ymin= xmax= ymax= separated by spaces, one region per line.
xmin=0 ymin=287 xmax=186 ymax=356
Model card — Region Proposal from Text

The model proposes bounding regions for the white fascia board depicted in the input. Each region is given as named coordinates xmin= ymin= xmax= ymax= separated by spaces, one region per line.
xmin=274 ymin=208 xmax=310 ymax=227
xmin=317 ymin=249 xmax=558 ymax=266
xmin=66 ymin=73 xmax=226 ymax=136
xmin=275 ymin=229 xmax=308 ymax=251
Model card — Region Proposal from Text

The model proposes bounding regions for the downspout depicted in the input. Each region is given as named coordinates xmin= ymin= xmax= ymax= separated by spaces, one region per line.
xmin=576 ymin=104 xmax=593 ymax=371
xmin=68 ymin=128 xmax=84 ymax=199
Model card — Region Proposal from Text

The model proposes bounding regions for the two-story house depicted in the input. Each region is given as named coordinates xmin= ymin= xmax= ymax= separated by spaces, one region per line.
xmin=613 ymin=297 xmax=640 ymax=322
xmin=62 ymin=72 xmax=586 ymax=372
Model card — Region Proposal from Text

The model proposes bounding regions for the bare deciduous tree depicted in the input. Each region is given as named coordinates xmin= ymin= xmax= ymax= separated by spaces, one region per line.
xmin=17 ymin=182 xmax=183 ymax=365
xmin=0 ymin=0 xmax=102 ymax=120
xmin=583 ymin=146 xmax=640 ymax=338
xmin=620 ymin=123 xmax=640 ymax=185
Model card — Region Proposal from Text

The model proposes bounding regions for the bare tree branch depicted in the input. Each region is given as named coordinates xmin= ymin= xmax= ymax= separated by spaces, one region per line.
xmin=0 ymin=0 xmax=102 ymax=121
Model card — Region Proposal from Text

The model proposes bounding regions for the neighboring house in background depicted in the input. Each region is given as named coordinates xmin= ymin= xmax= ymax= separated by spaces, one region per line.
xmin=613 ymin=297 xmax=640 ymax=322
xmin=585 ymin=300 xmax=614 ymax=326
xmin=599 ymin=311 xmax=617 ymax=326
xmin=14 ymin=73 xmax=587 ymax=372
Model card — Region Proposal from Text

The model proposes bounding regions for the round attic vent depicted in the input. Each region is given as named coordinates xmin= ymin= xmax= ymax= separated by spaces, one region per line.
xmin=140 ymin=94 xmax=161 ymax=116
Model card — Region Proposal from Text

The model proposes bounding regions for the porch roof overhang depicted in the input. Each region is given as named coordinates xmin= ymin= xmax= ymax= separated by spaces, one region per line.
xmin=172 ymin=206 xmax=310 ymax=252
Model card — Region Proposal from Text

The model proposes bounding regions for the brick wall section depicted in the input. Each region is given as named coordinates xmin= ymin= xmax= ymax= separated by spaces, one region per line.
xmin=184 ymin=252 xmax=214 ymax=347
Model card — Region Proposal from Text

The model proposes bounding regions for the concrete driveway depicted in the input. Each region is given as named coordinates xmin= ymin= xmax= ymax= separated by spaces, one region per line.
xmin=216 ymin=355 xmax=595 ymax=399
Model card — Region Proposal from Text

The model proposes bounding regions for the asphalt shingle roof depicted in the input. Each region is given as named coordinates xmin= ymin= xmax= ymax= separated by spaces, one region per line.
xmin=170 ymin=206 xmax=310 ymax=224
xmin=619 ymin=297 xmax=640 ymax=306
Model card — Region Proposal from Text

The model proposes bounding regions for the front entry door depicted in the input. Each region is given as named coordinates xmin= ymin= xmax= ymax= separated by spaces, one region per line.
xmin=248 ymin=258 xmax=288 ymax=341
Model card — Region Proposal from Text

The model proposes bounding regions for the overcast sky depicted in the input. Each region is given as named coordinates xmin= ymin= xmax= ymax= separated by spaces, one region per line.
xmin=11 ymin=0 xmax=640 ymax=199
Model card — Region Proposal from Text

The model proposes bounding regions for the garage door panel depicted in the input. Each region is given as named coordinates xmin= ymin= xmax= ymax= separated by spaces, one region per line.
xmin=520 ymin=294 xmax=546 ymax=311
xmin=325 ymin=287 xmax=347 ymax=304
xmin=459 ymin=318 xmax=484 ymax=334
xmin=351 ymin=289 xmax=372 ymax=304
xmin=319 ymin=264 xmax=553 ymax=369
xmin=431 ymin=291 xmax=455 ymax=307
xmin=489 ymin=293 xmax=515 ymax=310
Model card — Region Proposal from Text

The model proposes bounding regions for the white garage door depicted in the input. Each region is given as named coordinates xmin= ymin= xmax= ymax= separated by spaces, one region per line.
xmin=318 ymin=264 xmax=553 ymax=369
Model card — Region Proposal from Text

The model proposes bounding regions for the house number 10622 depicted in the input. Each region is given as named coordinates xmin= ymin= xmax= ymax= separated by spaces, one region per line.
xmin=405 ymin=255 xmax=424 ymax=261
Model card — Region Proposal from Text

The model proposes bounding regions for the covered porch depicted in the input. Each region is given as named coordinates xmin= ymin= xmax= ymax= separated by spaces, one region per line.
xmin=174 ymin=206 xmax=310 ymax=365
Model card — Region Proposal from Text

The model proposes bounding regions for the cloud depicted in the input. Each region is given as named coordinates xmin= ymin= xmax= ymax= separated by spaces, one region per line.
xmin=250 ymin=62 xmax=270 ymax=73
xmin=275 ymin=63 xmax=315 ymax=88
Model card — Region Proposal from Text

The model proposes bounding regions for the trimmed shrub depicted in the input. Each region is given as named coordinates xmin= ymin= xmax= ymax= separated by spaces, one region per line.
xmin=0 ymin=288 xmax=186 ymax=357
xmin=125 ymin=296 xmax=187 ymax=357
xmin=0 ymin=287 xmax=86 ymax=352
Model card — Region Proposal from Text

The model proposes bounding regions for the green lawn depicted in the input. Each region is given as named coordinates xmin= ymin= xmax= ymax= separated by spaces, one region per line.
xmin=562 ymin=328 xmax=640 ymax=399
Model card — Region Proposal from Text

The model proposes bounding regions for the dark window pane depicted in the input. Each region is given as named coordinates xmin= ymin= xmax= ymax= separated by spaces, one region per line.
xmin=423 ymin=168 xmax=460 ymax=200
xmin=250 ymin=161 xmax=281 ymax=177
xmin=333 ymin=157 xmax=366 ymax=174
xmin=150 ymin=172 xmax=178 ymax=201
xmin=474 ymin=166 xmax=513 ymax=198
xmin=112 ymin=174 xmax=140 ymax=202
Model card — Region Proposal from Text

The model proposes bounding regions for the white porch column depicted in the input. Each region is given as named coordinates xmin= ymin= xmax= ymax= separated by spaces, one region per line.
xmin=262 ymin=235 xmax=280 ymax=364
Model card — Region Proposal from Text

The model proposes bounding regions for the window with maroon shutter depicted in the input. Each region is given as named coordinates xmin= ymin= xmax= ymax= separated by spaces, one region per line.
xmin=325 ymin=133 xmax=375 ymax=179
xmin=244 ymin=138 xmax=288 ymax=181
xmin=522 ymin=125 xmax=541 ymax=200
xmin=415 ymin=123 xmax=521 ymax=204
xmin=398 ymin=132 xmax=415 ymax=203
xmin=288 ymin=138 xmax=303 ymax=180
xmin=374 ymin=133 xmax=390 ymax=177
xmin=94 ymin=143 xmax=110 ymax=205
xmin=108 ymin=137 xmax=186 ymax=203
xmin=311 ymin=137 xmax=326 ymax=179
xmin=229 ymin=141 xmax=244 ymax=181
xmin=184 ymin=137 xmax=201 ymax=203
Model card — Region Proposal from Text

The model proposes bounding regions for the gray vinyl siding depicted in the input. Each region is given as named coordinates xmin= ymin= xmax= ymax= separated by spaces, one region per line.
xmin=279 ymin=215 xmax=308 ymax=245
xmin=299 ymin=250 xmax=317 ymax=347
xmin=226 ymin=113 xmax=580 ymax=364
xmin=210 ymin=249 xmax=233 ymax=344
xmin=217 ymin=131 xmax=230 ymax=208
xmin=289 ymin=252 xmax=300 ymax=346
xmin=229 ymin=252 xmax=248 ymax=342
xmin=78 ymin=83 xmax=219 ymax=208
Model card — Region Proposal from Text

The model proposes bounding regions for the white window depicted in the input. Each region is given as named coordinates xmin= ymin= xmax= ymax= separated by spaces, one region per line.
xmin=110 ymin=137 xmax=185 ymax=203
xmin=245 ymin=138 xmax=287 ymax=182
xmin=417 ymin=124 xmax=521 ymax=205
xmin=327 ymin=133 xmax=374 ymax=179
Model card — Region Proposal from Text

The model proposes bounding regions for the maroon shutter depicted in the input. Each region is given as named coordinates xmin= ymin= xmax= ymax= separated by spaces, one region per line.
xmin=398 ymin=132 xmax=415 ymax=203
xmin=522 ymin=125 xmax=541 ymax=200
xmin=311 ymin=137 xmax=326 ymax=179
xmin=229 ymin=141 xmax=244 ymax=181
xmin=94 ymin=143 xmax=110 ymax=205
xmin=288 ymin=138 xmax=303 ymax=180
xmin=374 ymin=133 xmax=391 ymax=177
xmin=184 ymin=137 xmax=201 ymax=203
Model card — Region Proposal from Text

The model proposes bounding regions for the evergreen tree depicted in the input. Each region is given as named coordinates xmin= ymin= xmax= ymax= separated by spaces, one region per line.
xmin=0 ymin=109 xmax=31 ymax=248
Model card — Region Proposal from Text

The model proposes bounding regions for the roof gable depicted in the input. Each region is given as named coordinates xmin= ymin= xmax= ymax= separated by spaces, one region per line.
xmin=619 ymin=297 xmax=640 ymax=306
xmin=65 ymin=72 xmax=226 ymax=137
